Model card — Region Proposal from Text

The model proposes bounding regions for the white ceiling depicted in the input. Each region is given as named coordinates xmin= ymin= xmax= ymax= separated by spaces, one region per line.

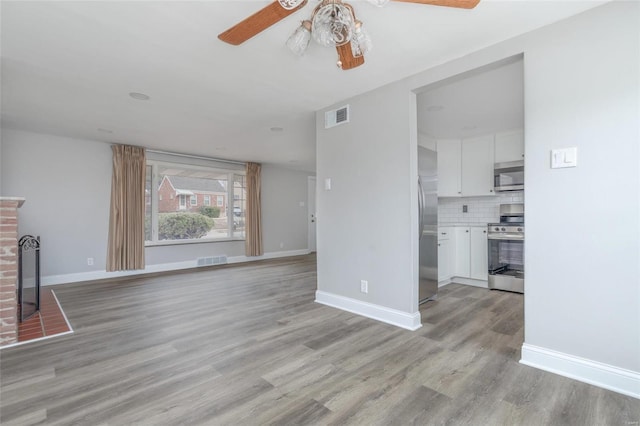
xmin=1 ymin=1 xmax=606 ymax=172
xmin=417 ymin=57 xmax=524 ymax=139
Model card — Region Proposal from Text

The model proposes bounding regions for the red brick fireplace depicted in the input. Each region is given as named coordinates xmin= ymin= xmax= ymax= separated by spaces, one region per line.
xmin=0 ymin=197 xmax=25 ymax=346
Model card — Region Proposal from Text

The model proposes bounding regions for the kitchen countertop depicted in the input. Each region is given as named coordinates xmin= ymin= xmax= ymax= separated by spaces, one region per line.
xmin=439 ymin=223 xmax=488 ymax=227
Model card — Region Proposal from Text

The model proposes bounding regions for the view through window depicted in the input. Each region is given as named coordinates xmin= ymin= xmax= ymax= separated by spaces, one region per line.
xmin=145 ymin=161 xmax=246 ymax=244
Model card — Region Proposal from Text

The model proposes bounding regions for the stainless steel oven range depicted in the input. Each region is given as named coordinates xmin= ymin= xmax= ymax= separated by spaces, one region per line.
xmin=488 ymin=204 xmax=524 ymax=293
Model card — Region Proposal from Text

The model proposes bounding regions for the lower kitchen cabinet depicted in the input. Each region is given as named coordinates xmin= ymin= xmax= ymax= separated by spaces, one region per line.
xmin=451 ymin=226 xmax=488 ymax=282
xmin=469 ymin=227 xmax=488 ymax=280
xmin=437 ymin=227 xmax=453 ymax=282
xmin=453 ymin=227 xmax=471 ymax=277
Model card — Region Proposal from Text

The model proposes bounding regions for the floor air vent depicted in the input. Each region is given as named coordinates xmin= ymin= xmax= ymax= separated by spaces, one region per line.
xmin=197 ymin=255 xmax=228 ymax=267
xmin=325 ymin=105 xmax=350 ymax=129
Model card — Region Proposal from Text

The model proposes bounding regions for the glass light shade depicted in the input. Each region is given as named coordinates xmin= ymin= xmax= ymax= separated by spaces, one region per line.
xmin=351 ymin=21 xmax=372 ymax=57
xmin=286 ymin=21 xmax=311 ymax=56
xmin=311 ymin=3 xmax=355 ymax=48
xmin=366 ymin=0 xmax=390 ymax=6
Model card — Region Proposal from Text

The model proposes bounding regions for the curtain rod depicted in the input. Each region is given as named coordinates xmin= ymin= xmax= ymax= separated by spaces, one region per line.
xmin=146 ymin=149 xmax=246 ymax=166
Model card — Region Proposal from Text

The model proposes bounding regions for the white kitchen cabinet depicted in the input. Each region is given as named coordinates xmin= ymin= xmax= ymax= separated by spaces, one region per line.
xmin=437 ymin=227 xmax=453 ymax=282
xmin=436 ymin=140 xmax=461 ymax=197
xmin=495 ymin=130 xmax=524 ymax=163
xmin=469 ymin=227 xmax=488 ymax=280
xmin=437 ymin=136 xmax=494 ymax=197
xmin=451 ymin=226 xmax=488 ymax=282
xmin=453 ymin=227 xmax=470 ymax=277
xmin=461 ymin=135 xmax=495 ymax=196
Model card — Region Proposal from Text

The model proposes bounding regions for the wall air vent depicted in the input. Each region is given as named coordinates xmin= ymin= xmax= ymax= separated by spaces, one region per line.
xmin=197 ymin=255 xmax=228 ymax=267
xmin=324 ymin=105 xmax=350 ymax=129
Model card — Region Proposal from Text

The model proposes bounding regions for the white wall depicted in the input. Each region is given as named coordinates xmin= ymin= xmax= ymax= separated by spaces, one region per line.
xmin=0 ymin=129 xmax=312 ymax=283
xmin=316 ymin=2 xmax=639 ymax=395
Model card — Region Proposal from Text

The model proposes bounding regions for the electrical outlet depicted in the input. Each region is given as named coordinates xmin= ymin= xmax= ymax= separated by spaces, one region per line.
xmin=87 ymin=257 xmax=94 ymax=266
xmin=463 ymin=205 xmax=468 ymax=213
xmin=279 ymin=242 xmax=284 ymax=249
xmin=360 ymin=280 xmax=368 ymax=294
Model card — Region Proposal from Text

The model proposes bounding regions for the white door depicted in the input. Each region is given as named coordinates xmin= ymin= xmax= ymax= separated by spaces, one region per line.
xmin=307 ymin=176 xmax=317 ymax=252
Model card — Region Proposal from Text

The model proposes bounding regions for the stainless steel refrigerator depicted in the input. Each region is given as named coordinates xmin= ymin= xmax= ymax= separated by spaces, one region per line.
xmin=418 ymin=146 xmax=438 ymax=304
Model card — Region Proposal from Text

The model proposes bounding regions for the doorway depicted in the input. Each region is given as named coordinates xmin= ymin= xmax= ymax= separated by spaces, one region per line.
xmin=414 ymin=54 xmax=525 ymax=337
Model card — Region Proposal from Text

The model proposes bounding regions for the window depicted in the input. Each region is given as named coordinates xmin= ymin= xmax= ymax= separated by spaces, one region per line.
xmin=233 ymin=174 xmax=246 ymax=238
xmin=145 ymin=155 xmax=245 ymax=244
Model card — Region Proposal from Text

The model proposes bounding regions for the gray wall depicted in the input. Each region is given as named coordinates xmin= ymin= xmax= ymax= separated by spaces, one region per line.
xmin=316 ymin=0 xmax=639 ymax=376
xmin=0 ymin=128 xmax=312 ymax=280
xmin=316 ymin=85 xmax=418 ymax=313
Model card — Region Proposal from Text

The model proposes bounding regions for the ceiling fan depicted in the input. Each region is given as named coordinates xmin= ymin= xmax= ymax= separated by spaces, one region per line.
xmin=218 ymin=0 xmax=480 ymax=71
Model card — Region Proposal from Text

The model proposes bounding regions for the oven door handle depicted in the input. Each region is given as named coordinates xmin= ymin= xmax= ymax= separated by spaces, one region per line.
xmin=488 ymin=234 xmax=524 ymax=241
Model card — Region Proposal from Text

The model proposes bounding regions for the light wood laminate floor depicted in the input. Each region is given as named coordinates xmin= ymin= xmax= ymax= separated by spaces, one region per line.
xmin=1 ymin=254 xmax=638 ymax=425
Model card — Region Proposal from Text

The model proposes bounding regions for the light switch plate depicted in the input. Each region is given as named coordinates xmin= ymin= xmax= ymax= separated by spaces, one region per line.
xmin=551 ymin=147 xmax=578 ymax=169
xmin=324 ymin=178 xmax=332 ymax=190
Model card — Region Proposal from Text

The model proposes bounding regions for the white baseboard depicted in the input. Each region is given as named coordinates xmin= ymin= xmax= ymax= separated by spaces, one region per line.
xmin=42 ymin=249 xmax=311 ymax=286
xmin=451 ymin=276 xmax=488 ymax=288
xmin=520 ymin=343 xmax=640 ymax=399
xmin=315 ymin=290 xmax=422 ymax=331
xmin=438 ymin=278 xmax=452 ymax=288
xmin=227 ymin=249 xmax=310 ymax=264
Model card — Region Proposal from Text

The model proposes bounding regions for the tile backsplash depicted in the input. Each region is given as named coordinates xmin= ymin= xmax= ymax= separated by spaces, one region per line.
xmin=438 ymin=191 xmax=524 ymax=225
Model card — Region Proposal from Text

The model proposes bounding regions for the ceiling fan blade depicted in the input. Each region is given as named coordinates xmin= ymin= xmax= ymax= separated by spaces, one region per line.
xmin=336 ymin=43 xmax=365 ymax=71
xmin=218 ymin=0 xmax=308 ymax=45
xmin=392 ymin=0 xmax=479 ymax=9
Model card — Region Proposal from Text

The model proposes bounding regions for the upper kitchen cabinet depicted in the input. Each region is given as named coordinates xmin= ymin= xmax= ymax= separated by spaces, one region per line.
xmin=494 ymin=129 xmax=524 ymax=163
xmin=436 ymin=139 xmax=461 ymax=196
xmin=461 ymin=135 xmax=495 ymax=196
xmin=437 ymin=136 xmax=494 ymax=197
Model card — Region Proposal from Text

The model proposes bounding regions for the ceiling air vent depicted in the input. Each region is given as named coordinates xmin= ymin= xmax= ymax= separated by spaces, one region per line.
xmin=325 ymin=105 xmax=350 ymax=129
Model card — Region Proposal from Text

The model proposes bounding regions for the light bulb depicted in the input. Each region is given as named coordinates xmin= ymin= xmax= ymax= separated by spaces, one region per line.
xmin=311 ymin=3 xmax=355 ymax=47
xmin=366 ymin=0 xmax=390 ymax=6
xmin=286 ymin=21 xmax=312 ymax=56
xmin=351 ymin=21 xmax=372 ymax=57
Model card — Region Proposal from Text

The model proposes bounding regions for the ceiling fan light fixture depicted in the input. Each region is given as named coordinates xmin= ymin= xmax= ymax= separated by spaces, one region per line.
xmin=286 ymin=20 xmax=312 ymax=56
xmin=365 ymin=0 xmax=390 ymax=7
xmin=311 ymin=2 xmax=355 ymax=48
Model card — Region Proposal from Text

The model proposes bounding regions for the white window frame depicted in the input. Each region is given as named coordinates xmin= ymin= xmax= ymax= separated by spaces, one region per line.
xmin=179 ymin=194 xmax=187 ymax=209
xmin=204 ymin=195 xmax=211 ymax=206
xmin=217 ymin=196 xmax=224 ymax=207
xmin=190 ymin=195 xmax=197 ymax=206
xmin=146 ymin=160 xmax=245 ymax=246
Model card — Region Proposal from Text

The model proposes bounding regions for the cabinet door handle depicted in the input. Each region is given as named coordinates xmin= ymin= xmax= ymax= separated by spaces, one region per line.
xmin=466 ymin=230 xmax=469 ymax=233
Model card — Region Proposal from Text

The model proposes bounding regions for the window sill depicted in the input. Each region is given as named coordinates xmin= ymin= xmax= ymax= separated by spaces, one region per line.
xmin=145 ymin=237 xmax=245 ymax=248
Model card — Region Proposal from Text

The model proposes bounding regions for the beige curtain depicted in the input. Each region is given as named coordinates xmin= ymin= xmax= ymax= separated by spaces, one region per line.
xmin=107 ymin=145 xmax=146 ymax=271
xmin=245 ymin=162 xmax=263 ymax=257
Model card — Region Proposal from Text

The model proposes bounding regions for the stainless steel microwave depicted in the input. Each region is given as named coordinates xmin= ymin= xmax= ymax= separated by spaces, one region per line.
xmin=494 ymin=160 xmax=524 ymax=192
